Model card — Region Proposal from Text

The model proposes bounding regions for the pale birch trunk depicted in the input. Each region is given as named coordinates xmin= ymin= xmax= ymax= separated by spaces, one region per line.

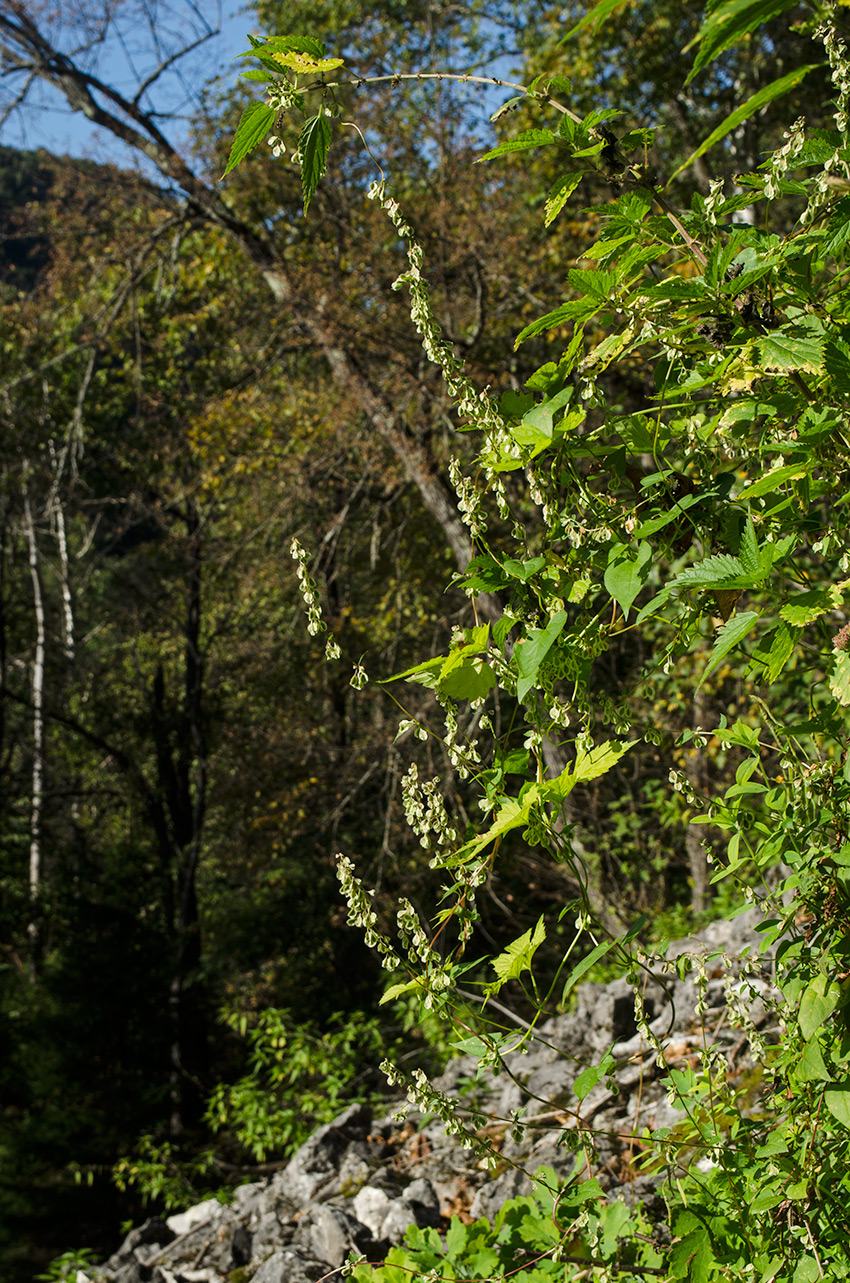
xmin=23 ymin=482 xmax=45 ymax=980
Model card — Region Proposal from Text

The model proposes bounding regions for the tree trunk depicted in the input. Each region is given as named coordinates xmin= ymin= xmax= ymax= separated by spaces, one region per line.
xmin=22 ymin=481 xmax=45 ymax=981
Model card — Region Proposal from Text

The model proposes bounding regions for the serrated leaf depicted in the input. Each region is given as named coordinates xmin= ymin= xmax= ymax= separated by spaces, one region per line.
xmin=514 ymin=298 xmax=599 ymax=346
xmin=698 ymin=611 xmax=760 ymax=689
xmin=604 ymin=541 xmax=652 ymax=617
xmin=672 ymin=64 xmax=817 ymax=178
xmin=543 ymin=739 xmax=635 ymax=802
xmin=240 ymin=69 xmax=273 ymax=81
xmin=476 ymin=129 xmax=556 ymax=162
xmin=739 ymin=518 xmax=760 ymax=576
xmin=223 ymin=101 xmax=276 ymax=177
xmin=830 ymin=650 xmax=850 ymax=705
xmin=686 ymin=0 xmax=801 ymax=82
xmin=490 ymin=96 xmax=525 ymax=122
xmin=672 ymin=552 xmax=748 ymax=588
xmin=563 ymin=0 xmax=630 ymax=39
xmin=822 ymin=196 xmax=850 ymax=258
xmin=572 ymin=739 xmax=636 ymax=785
xmin=443 ymin=796 xmax=530 ymax=867
xmin=757 ymin=319 xmax=826 ymax=373
xmin=239 ymin=35 xmax=326 ymax=58
xmin=544 ymin=172 xmax=583 ymax=226
xmin=491 ymin=917 xmax=546 ymax=983
xmin=780 ymin=588 xmax=836 ymax=627
xmin=271 ymin=52 xmax=344 ymax=74
xmin=299 ymin=113 xmax=332 ymax=213
xmin=738 ymin=462 xmax=813 ymax=498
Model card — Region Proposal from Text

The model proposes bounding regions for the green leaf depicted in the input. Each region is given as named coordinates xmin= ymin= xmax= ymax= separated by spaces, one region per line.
xmin=757 ymin=318 xmax=826 ymax=374
xmin=544 ymin=172 xmax=583 ymax=227
xmin=515 ymin=611 xmax=567 ymax=703
xmin=515 ymin=298 xmax=600 ymax=346
xmin=491 ymin=917 xmax=546 ymax=984
xmin=686 ymin=0 xmax=802 ymax=83
xmin=737 ymin=462 xmax=813 ymax=499
xmin=799 ymin=973 xmax=841 ymax=1040
xmin=239 ymin=34 xmax=327 ymax=59
xmin=672 ymin=66 xmax=817 ymax=181
xmin=439 ymin=656 xmax=496 ymax=702
xmin=760 ymin=621 xmax=799 ymax=681
xmin=380 ymin=978 xmax=422 ymax=1005
xmin=822 ymin=196 xmax=850 ymax=259
xmin=780 ymin=588 xmax=837 ymax=627
xmin=672 ymin=552 xmax=749 ymax=589
xmin=796 ymin=1037 xmax=829 ymax=1083
xmin=223 ymin=101 xmax=277 ymax=177
xmin=445 ymin=796 xmax=530 ymax=866
xmin=543 ymin=740 xmax=635 ymax=802
xmin=561 ymin=937 xmax=619 ymax=1005
xmin=563 ymin=0 xmax=631 ymax=39
xmin=299 ymin=113 xmax=332 ymax=214
xmin=444 ymin=1217 xmax=468 ymax=1257
xmin=698 ymin=611 xmax=759 ymax=689
xmin=604 ymin=541 xmax=652 ymax=617
xmin=270 ymin=52 xmax=344 ymax=74
xmin=476 ymin=129 xmax=556 ymax=162
xmin=824 ymin=1080 xmax=850 ymax=1129
xmin=574 ymin=1051 xmax=614 ymax=1103
xmin=830 ymin=650 xmax=850 ymax=706
xmin=572 ymin=738 xmax=636 ymax=784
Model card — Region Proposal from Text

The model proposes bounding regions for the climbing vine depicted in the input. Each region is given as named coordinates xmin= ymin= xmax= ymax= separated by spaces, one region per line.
xmin=229 ymin=2 xmax=850 ymax=1277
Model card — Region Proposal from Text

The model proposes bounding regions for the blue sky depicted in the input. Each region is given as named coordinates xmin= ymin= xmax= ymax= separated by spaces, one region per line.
xmin=0 ymin=2 xmax=254 ymax=168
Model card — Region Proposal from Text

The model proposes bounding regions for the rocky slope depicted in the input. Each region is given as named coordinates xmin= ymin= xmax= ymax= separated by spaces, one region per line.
xmin=85 ymin=911 xmax=772 ymax=1283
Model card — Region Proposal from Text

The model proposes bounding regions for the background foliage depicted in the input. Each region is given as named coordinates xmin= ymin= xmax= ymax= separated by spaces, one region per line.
xmin=2 ymin=0 xmax=850 ymax=1279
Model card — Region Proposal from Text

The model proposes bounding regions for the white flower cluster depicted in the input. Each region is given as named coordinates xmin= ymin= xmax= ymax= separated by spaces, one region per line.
xmin=336 ymin=854 xmax=397 ymax=968
xmin=367 ymin=181 xmax=506 ymax=439
xmin=396 ymin=717 xmax=428 ymax=742
xmin=448 ymin=458 xmax=486 ymax=538
xmin=396 ymin=897 xmax=436 ymax=964
xmin=350 ymin=661 xmax=368 ymax=690
xmin=724 ymin=968 xmax=767 ymax=1062
xmin=442 ymin=699 xmax=481 ymax=779
xmin=764 ymin=118 xmax=806 ymax=200
xmin=401 ymin=764 xmax=459 ymax=852
xmin=266 ymin=83 xmax=302 ymax=113
xmin=821 ymin=21 xmax=850 ymax=135
xmin=380 ymin=1061 xmax=496 ymax=1159
xmin=290 ymin=537 xmax=331 ymax=638
xmin=702 ymin=177 xmax=726 ymax=226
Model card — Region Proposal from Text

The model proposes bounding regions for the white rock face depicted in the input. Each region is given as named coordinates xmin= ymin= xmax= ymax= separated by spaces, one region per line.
xmin=165 ymin=1197 xmax=222 ymax=1236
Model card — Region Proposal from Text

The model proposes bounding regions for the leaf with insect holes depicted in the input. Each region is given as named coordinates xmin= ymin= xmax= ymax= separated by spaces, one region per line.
xmin=299 ymin=114 xmax=332 ymax=214
xmin=271 ymin=52 xmax=344 ymax=73
xmin=545 ymin=172 xmax=583 ymax=226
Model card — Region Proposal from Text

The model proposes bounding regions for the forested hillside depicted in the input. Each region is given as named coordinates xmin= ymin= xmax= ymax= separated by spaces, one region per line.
xmin=1 ymin=0 xmax=850 ymax=1279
